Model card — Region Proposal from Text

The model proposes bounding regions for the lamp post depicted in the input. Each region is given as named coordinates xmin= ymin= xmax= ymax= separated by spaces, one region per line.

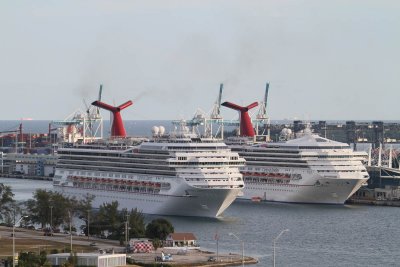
xmin=125 ymin=213 xmax=130 ymax=252
xmin=50 ymin=205 xmax=53 ymax=235
xmin=68 ymin=210 xmax=72 ymax=252
xmin=273 ymin=229 xmax=289 ymax=267
xmin=229 ymin=233 xmax=244 ymax=267
xmin=13 ymin=216 xmax=28 ymax=267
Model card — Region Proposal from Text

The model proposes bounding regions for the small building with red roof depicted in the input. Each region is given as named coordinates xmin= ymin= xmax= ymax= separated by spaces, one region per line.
xmin=165 ymin=233 xmax=197 ymax=247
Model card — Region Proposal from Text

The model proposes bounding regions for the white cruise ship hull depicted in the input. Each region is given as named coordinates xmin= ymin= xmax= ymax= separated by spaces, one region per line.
xmin=230 ymin=132 xmax=370 ymax=205
xmin=239 ymin=177 xmax=368 ymax=204
xmin=54 ymin=184 xmax=240 ymax=217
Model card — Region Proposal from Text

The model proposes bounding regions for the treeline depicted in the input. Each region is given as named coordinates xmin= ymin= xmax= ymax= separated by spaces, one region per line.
xmin=0 ymin=183 xmax=15 ymax=224
xmin=0 ymin=183 xmax=174 ymax=244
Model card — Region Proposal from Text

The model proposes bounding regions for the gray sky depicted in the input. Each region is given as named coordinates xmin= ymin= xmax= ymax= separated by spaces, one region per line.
xmin=1 ymin=0 xmax=399 ymax=121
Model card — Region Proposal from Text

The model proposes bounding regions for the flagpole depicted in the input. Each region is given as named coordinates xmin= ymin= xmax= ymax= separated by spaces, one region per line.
xmin=216 ymin=229 xmax=219 ymax=262
xmin=217 ymin=237 xmax=219 ymax=262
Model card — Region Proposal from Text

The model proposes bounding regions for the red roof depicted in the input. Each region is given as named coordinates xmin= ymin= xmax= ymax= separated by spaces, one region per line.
xmin=168 ymin=233 xmax=197 ymax=241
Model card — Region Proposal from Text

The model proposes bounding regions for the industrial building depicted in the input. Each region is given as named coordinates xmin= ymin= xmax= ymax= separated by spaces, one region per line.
xmin=1 ymin=153 xmax=57 ymax=177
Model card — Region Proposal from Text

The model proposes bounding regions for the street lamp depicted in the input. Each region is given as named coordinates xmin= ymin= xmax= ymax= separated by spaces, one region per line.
xmin=13 ymin=215 xmax=28 ymax=267
xmin=87 ymin=209 xmax=90 ymax=241
xmin=229 ymin=233 xmax=244 ymax=267
xmin=49 ymin=205 xmax=53 ymax=235
xmin=273 ymin=229 xmax=289 ymax=267
xmin=68 ymin=210 xmax=72 ymax=252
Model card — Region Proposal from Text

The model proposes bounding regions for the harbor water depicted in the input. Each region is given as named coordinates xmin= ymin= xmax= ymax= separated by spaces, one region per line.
xmin=2 ymin=177 xmax=400 ymax=266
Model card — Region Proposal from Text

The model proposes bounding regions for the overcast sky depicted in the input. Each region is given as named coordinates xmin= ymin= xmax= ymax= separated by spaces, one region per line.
xmin=1 ymin=0 xmax=399 ymax=121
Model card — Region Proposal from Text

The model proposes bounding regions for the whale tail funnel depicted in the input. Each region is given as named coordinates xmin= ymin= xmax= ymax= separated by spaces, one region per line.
xmin=222 ymin=101 xmax=258 ymax=137
xmin=91 ymin=100 xmax=133 ymax=137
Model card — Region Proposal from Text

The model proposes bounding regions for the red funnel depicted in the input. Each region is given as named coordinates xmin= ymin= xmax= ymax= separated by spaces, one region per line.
xmin=222 ymin=101 xmax=258 ymax=137
xmin=92 ymin=100 xmax=133 ymax=137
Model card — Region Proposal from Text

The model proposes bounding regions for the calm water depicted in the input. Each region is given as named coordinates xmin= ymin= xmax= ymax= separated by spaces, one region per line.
xmin=2 ymin=177 xmax=400 ymax=266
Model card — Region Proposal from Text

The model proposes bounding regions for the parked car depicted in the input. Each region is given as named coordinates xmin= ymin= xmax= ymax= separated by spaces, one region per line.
xmin=24 ymin=225 xmax=35 ymax=230
xmin=161 ymin=253 xmax=173 ymax=262
xmin=43 ymin=227 xmax=53 ymax=236
xmin=208 ymin=256 xmax=217 ymax=262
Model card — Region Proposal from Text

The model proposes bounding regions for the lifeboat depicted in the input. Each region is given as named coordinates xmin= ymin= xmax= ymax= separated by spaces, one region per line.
xmin=251 ymin=196 xmax=262 ymax=202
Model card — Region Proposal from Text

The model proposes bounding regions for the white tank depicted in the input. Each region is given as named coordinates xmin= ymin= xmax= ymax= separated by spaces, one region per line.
xmin=152 ymin=126 xmax=159 ymax=135
xmin=281 ymin=128 xmax=291 ymax=136
xmin=159 ymin=126 xmax=166 ymax=135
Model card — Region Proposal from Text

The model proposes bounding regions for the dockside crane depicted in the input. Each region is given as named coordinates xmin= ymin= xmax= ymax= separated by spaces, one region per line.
xmin=0 ymin=124 xmax=22 ymax=152
xmin=52 ymin=84 xmax=104 ymax=144
xmin=207 ymin=83 xmax=225 ymax=138
xmin=255 ymin=82 xmax=271 ymax=138
xmin=211 ymin=83 xmax=223 ymax=120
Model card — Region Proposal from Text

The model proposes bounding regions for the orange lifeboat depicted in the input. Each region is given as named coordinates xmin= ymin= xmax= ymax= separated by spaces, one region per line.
xmin=251 ymin=196 xmax=262 ymax=202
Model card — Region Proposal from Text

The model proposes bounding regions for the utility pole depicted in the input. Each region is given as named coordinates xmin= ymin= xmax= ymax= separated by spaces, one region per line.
xmin=87 ymin=209 xmax=90 ymax=241
xmin=125 ymin=213 xmax=129 ymax=251
xmin=68 ymin=211 xmax=72 ymax=252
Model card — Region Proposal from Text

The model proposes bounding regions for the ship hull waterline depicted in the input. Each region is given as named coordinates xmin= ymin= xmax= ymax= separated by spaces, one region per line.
xmin=54 ymin=185 xmax=241 ymax=218
xmin=238 ymin=177 xmax=368 ymax=205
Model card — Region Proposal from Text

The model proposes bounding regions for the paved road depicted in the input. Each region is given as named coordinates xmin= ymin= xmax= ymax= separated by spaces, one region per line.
xmin=0 ymin=226 xmax=124 ymax=254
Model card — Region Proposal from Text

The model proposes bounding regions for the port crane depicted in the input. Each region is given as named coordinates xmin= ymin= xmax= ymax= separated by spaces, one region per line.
xmin=171 ymin=82 xmax=271 ymax=140
xmin=51 ymin=85 xmax=104 ymax=143
xmin=0 ymin=124 xmax=22 ymax=152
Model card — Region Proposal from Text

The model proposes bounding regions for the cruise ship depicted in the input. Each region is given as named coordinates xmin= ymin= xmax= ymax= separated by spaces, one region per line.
xmin=221 ymin=96 xmax=369 ymax=204
xmin=53 ymin=100 xmax=245 ymax=217
xmin=228 ymin=131 xmax=369 ymax=204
